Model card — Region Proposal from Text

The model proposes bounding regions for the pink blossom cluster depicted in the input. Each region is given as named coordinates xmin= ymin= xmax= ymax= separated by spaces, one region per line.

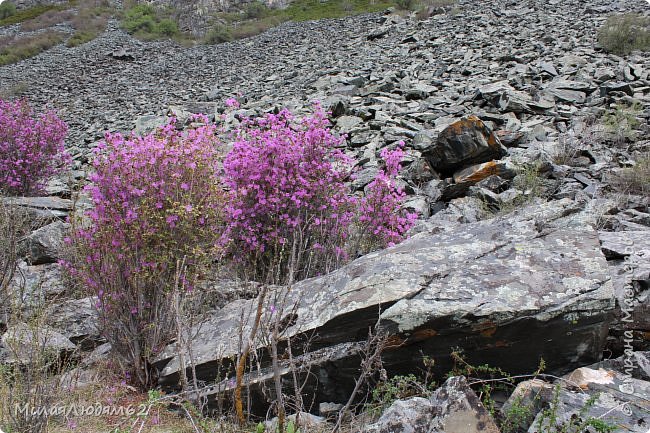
xmin=64 ymin=105 xmax=417 ymax=385
xmin=222 ymin=106 xmax=416 ymax=282
xmin=70 ymin=117 xmax=224 ymax=308
xmin=359 ymin=144 xmax=418 ymax=247
xmin=222 ymin=107 xmax=356 ymax=280
xmin=0 ymin=98 xmax=69 ymax=196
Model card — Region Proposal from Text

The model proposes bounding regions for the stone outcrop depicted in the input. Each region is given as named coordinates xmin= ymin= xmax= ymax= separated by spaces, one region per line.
xmin=599 ymin=230 xmax=650 ymax=352
xmin=502 ymin=363 xmax=650 ymax=432
xmin=155 ymin=200 xmax=615 ymax=411
xmin=364 ymin=376 xmax=499 ymax=433
xmin=19 ymin=220 xmax=69 ymax=265
xmin=1 ymin=322 xmax=76 ymax=365
xmin=423 ymin=116 xmax=507 ymax=174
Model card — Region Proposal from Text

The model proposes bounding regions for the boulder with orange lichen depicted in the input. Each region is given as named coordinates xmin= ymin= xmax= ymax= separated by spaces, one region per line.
xmin=424 ymin=116 xmax=508 ymax=174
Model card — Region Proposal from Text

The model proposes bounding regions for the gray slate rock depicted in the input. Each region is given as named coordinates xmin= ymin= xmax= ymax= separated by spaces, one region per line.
xmin=20 ymin=220 xmax=69 ymax=265
xmin=364 ymin=376 xmax=499 ymax=433
xmin=46 ymin=297 xmax=101 ymax=350
xmin=155 ymin=200 xmax=615 ymax=411
xmin=1 ymin=196 xmax=72 ymax=223
xmin=10 ymin=261 xmax=67 ymax=305
xmin=424 ymin=116 xmax=507 ymax=174
xmin=364 ymin=397 xmax=435 ymax=433
xmin=599 ymin=231 xmax=650 ymax=352
xmin=2 ymin=322 xmax=76 ymax=365
xmin=591 ymin=351 xmax=650 ymax=382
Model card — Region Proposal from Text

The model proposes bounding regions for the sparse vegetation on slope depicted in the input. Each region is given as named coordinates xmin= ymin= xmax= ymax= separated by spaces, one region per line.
xmin=204 ymin=0 xmax=397 ymax=44
xmin=0 ymin=1 xmax=16 ymax=20
xmin=66 ymin=1 xmax=114 ymax=47
xmin=612 ymin=153 xmax=650 ymax=195
xmin=0 ymin=3 xmax=66 ymax=27
xmin=0 ymin=31 xmax=66 ymax=66
xmin=0 ymin=1 xmax=118 ymax=61
xmin=121 ymin=3 xmax=180 ymax=40
xmin=204 ymin=0 xmax=458 ymax=44
xmin=598 ymin=13 xmax=650 ymax=55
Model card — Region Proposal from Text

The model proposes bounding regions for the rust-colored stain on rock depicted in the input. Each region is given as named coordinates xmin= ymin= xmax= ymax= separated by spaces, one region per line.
xmin=453 ymin=160 xmax=500 ymax=184
xmin=479 ymin=326 xmax=498 ymax=338
xmin=409 ymin=328 xmax=438 ymax=342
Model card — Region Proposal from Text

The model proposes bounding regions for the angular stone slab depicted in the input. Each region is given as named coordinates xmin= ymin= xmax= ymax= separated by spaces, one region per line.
xmin=0 ymin=196 xmax=72 ymax=223
xmin=424 ymin=115 xmax=507 ymax=174
xmin=46 ymin=297 xmax=101 ymax=350
xmin=20 ymin=220 xmax=69 ymax=265
xmin=518 ymin=367 xmax=650 ymax=433
xmin=2 ymin=322 xmax=76 ymax=365
xmin=365 ymin=376 xmax=499 ymax=433
xmin=156 ymin=201 xmax=615 ymax=405
xmin=452 ymin=160 xmax=515 ymax=185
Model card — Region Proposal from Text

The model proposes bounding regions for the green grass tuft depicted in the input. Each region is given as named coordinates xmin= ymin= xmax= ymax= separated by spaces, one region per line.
xmin=0 ymin=1 xmax=17 ymax=20
xmin=0 ymin=3 xmax=67 ymax=27
xmin=598 ymin=13 xmax=650 ymax=55
xmin=0 ymin=31 xmax=66 ymax=66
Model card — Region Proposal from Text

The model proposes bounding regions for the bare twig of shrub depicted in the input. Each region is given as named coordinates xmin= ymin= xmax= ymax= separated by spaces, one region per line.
xmin=332 ymin=316 xmax=389 ymax=433
xmin=0 ymin=268 xmax=76 ymax=433
xmin=234 ymin=285 xmax=268 ymax=425
xmin=553 ymin=117 xmax=601 ymax=166
xmin=0 ymin=199 xmax=34 ymax=322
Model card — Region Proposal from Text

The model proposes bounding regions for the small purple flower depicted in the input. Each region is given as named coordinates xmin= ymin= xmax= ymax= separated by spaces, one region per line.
xmin=225 ymin=98 xmax=240 ymax=108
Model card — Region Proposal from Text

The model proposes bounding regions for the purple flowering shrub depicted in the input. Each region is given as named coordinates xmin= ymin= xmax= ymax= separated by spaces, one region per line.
xmin=65 ymin=104 xmax=416 ymax=386
xmin=222 ymin=107 xmax=355 ymax=283
xmin=0 ymin=98 xmax=69 ymax=196
xmin=66 ymin=118 xmax=224 ymax=388
xmin=222 ymin=107 xmax=416 ymax=284
xmin=358 ymin=145 xmax=418 ymax=249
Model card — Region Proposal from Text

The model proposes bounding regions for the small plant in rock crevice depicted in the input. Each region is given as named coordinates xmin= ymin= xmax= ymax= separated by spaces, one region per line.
xmin=532 ymin=385 xmax=615 ymax=433
xmin=601 ymin=102 xmax=642 ymax=146
xmin=449 ymin=352 xmax=615 ymax=433
xmin=611 ymin=152 xmax=650 ymax=196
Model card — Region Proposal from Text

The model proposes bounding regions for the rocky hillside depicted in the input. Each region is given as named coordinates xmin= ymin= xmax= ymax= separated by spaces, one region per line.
xmin=1 ymin=0 xmax=649 ymax=431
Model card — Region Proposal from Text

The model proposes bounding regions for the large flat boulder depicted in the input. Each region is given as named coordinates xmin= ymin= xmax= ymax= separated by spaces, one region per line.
xmin=155 ymin=200 xmax=615 ymax=409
